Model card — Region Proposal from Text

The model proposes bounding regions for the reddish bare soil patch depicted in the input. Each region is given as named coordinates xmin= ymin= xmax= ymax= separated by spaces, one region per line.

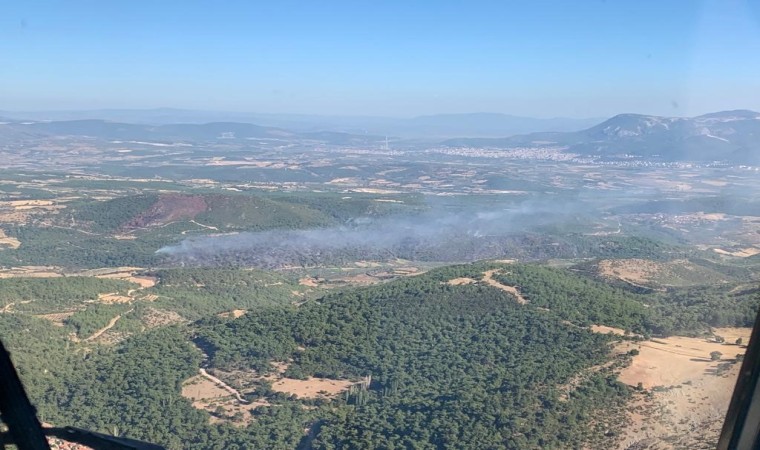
xmin=121 ymin=194 xmax=207 ymax=230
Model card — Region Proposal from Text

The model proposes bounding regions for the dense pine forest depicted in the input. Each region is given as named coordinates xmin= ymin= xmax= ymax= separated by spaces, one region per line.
xmin=1 ymin=261 xmax=756 ymax=449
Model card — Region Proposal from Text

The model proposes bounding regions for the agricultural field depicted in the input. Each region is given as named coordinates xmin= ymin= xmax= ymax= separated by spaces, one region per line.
xmin=0 ymin=142 xmax=758 ymax=449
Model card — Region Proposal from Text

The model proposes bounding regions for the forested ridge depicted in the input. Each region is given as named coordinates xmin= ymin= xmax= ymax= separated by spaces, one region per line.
xmin=0 ymin=262 xmax=756 ymax=449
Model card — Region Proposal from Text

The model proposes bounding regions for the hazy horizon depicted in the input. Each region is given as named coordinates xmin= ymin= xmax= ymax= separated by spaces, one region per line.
xmin=2 ymin=105 xmax=758 ymax=121
xmin=3 ymin=1 xmax=760 ymax=117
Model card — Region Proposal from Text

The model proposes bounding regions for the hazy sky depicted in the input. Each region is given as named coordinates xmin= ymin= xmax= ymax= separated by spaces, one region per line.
xmin=2 ymin=0 xmax=760 ymax=117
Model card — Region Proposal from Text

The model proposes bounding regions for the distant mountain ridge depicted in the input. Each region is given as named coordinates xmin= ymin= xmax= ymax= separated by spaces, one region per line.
xmin=0 ymin=118 xmax=381 ymax=145
xmin=443 ymin=110 xmax=760 ymax=163
xmin=0 ymin=109 xmax=601 ymax=138
xmin=1 ymin=109 xmax=758 ymax=163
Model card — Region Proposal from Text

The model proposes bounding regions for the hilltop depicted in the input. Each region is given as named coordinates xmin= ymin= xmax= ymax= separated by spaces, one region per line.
xmin=442 ymin=110 xmax=760 ymax=163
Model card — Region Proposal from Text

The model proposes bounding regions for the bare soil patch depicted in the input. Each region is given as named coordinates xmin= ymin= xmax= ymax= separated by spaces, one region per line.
xmin=0 ymin=229 xmax=20 ymax=249
xmin=598 ymin=259 xmax=662 ymax=286
xmin=218 ymin=309 xmax=247 ymax=319
xmin=712 ymin=327 xmax=752 ymax=343
xmin=95 ymin=269 xmax=157 ymax=288
xmin=481 ymin=269 xmax=528 ymax=304
xmin=143 ymin=307 xmax=186 ymax=328
xmin=713 ymin=247 xmax=760 ymax=258
xmin=271 ymin=377 xmax=354 ymax=399
xmin=35 ymin=311 xmax=77 ymax=326
xmin=121 ymin=194 xmax=207 ymax=230
xmin=446 ymin=277 xmax=476 ymax=286
xmin=615 ymin=328 xmax=752 ymax=449
xmin=354 ymin=261 xmax=383 ymax=268
xmin=97 ymin=292 xmax=132 ymax=304
xmin=93 ymin=330 xmax=130 ymax=346
xmin=0 ymin=211 xmax=32 ymax=223
xmin=2 ymin=200 xmax=55 ymax=207
xmin=298 ymin=277 xmax=320 ymax=287
xmin=181 ymin=375 xmax=268 ymax=426
xmin=0 ymin=266 xmax=63 ymax=279
xmin=112 ymin=234 xmax=137 ymax=240
xmin=590 ymin=325 xmax=627 ymax=336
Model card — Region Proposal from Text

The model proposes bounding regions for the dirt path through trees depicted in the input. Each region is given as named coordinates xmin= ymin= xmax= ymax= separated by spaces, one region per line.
xmin=198 ymin=368 xmax=249 ymax=404
xmin=83 ymin=309 xmax=133 ymax=342
xmin=481 ymin=270 xmax=528 ymax=304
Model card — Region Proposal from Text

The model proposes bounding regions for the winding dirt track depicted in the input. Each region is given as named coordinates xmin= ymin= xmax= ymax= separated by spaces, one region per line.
xmin=83 ymin=309 xmax=133 ymax=342
xmin=198 ymin=368 xmax=249 ymax=404
xmin=481 ymin=270 xmax=528 ymax=304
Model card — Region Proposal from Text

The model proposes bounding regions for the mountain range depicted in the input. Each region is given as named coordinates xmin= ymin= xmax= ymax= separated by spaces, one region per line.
xmin=0 ymin=119 xmax=382 ymax=146
xmin=443 ymin=110 xmax=760 ymax=163
xmin=1 ymin=109 xmax=759 ymax=163
xmin=0 ymin=109 xmax=600 ymax=138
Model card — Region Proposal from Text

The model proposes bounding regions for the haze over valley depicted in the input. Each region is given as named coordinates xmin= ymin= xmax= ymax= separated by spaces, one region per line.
xmin=3 ymin=1 xmax=760 ymax=448
xmin=0 ymin=105 xmax=758 ymax=449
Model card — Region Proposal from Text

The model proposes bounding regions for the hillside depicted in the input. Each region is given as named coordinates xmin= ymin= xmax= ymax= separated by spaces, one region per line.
xmin=0 ymin=109 xmax=602 ymax=137
xmin=442 ymin=110 xmax=760 ymax=163
xmin=1 ymin=257 xmax=754 ymax=449
xmin=0 ymin=191 xmax=419 ymax=269
xmin=0 ymin=119 xmax=383 ymax=145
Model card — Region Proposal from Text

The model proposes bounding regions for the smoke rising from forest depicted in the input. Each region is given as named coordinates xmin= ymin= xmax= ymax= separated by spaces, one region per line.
xmin=156 ymin=197 xmax=608 ymax=267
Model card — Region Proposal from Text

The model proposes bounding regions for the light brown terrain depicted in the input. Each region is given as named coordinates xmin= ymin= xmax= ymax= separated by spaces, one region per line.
xmin=0 ymin=266 xmax=63 ymax=278
xmin=82 ymin=310 xmax=133 ymax=342
xmin=182 ymin=359 xmax=356 ymax=426
xmin=615 ymin=327 xmax=751 ymax=449
xmin=0 ymin=199 xmax=66 ymax=224
xmin=444 ymin=269 xmax=528 ymax=304
xmin=270 ymin=377 xmax=355 ymax=399
xmin=481 ymin=269 xmax=528 ymax=304
xmin=298 ymin=277 xmax=320 ymax=287
xmin=121 ymin=194 xmax=207 ymax=230
xmin=446 ymin=277 xmax=476 ymax=286
xmin=713 ymin=247 xmax=760 ymax=258
xmin=181 ymin=375 xmax=268 ymax=426
xmin=598 ymin=259 xmax=663 ymax=287
xmin=0 ymin=229 xmax=20 ymax=249
xmin=143 ymin=307 xmax=186 ymax=328
xmin=217 ymin=309 xmax=246 ymax=319
xmin=35 ymin=311 xmax=78 ymax=327
xmin=97 ymin=292 xmax=132 ymax=304
xmin=590 ymin=325 xmax=627 ymax=336
xmin=93 ymin=268 xmax=157 ymax=288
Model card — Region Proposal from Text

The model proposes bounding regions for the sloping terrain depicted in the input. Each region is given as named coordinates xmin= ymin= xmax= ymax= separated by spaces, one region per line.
xmin=0 ymin=119 xmax=383 ymax=145
xmin=443 ymin=110 xmax=760 ymax=163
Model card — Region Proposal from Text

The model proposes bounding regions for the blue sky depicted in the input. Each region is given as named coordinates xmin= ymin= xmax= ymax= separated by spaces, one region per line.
xmin=1 ymin=0 xmax=760 ymax=117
